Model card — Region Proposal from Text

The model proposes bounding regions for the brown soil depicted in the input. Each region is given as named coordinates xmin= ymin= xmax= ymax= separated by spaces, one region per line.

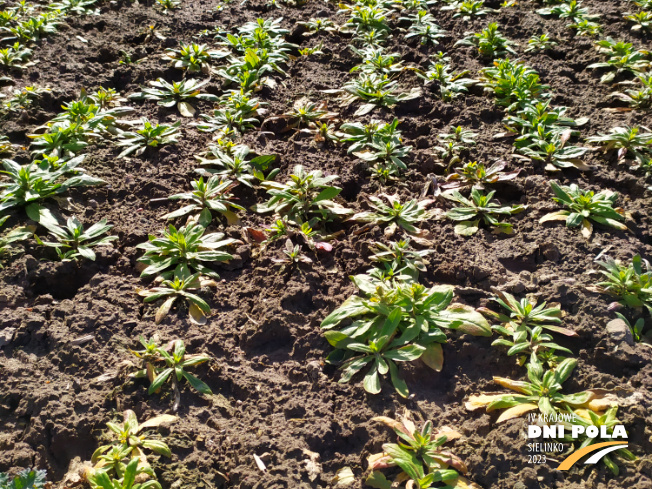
xmin=1 ymin=0 xmax=652 ymax=488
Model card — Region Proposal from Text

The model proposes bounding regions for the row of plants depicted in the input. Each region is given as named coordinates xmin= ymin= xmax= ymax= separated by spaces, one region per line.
xmin=1 ymin=0 xmax=650 ymax=487
xmin=138 ymin=0 xmax=650 ymax=482
xmin=319 ymin=233 xmax=650 ymax=485
xmin=0 ymin=0 xmax=105 ymax=119
xmin=312 ymin=0 xmax=649 ymax=485
xmin=0 ymin=0 xmax=234 ymax=486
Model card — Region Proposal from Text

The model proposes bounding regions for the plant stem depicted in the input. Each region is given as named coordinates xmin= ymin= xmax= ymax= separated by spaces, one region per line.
xmin=171 ymin=374 xmax=181 ymax=412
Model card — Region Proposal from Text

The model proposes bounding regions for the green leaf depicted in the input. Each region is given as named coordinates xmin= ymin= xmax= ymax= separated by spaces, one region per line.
xmin=123 ymin=457 xmax=138 ymax=489
xmin=25 ymin=203 xmax=42 ymax=222
xmin=321 ymin=296 xmax=368 ymax=329
xmin=363 ymin=367 xmax=381 ymax=394
xmin=538 ymin=396 xmax=555 ymax=416
xmin=339 ymin=356 xmax=373 ymax=382
xmin=149 ymin=368 xmax=173 ymax=394
xmin=180 ymin=372 xmax=210 ymax=399
xmin=383 ymin=444 xmax=423 ymax=480
xmin=507 ymin=342 xmax=531 ymax=356
xmin=312 ymin=186 xmax=341 ymax=203
xmin=76 ymin=245 xmax=96 ymax=261
xmin=90 ymin=470 xmax=114 ymax=489
xmin=447 ymin=207 xmax=478 ymax=221
xmin=178 ymin=100 xmax=196 ymax=117
xmin=388 ymin=360 xmax=409 ymax=398
xmin=453 ymin=220 xmax=480 ymax=236
xmin=384 ymin=344 xmax=426 ymax=362
xmin=420 ymin=343 xmax=444 ymax=371
xmin=141 ymin=439 xmax=172 ymax=457
xmin=366 ymin=471 xmax=392 ymax=489
xmin=444 ymin=304 xmax=492 ymax=336
xmin=554 ymin=358 xmax=577 ymax=384
xmin=323 ymin=330 xmax=350 ymax=348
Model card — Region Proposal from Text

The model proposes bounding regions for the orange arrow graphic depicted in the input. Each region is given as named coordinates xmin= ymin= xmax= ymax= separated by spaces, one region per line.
xmin=557 ymin=441 xmax=626 ymax=471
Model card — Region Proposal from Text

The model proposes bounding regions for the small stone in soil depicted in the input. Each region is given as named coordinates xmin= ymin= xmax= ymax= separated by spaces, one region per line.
xmin=606 ymin=318 xmax=634 ymax=346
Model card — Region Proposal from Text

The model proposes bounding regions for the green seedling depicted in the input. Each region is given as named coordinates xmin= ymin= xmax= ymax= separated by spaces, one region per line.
xmin=298 ymin=43 xmax=324 ymax=56
xmin=129 ymin=78 xmax=218 ymax=117
xmin=0 ymin=42 xmax=34 ymax=70
xmin=155 ymin=0 xmax=181 ymax=12
xmin=89 ymin=87 xmax=127 ymax=109
xmin=626 ymin=11 xmax=652 ymax=32
xmin=353 ymin=27 xmax=389 ymax=47
xmin=115 ymin=119 xmax=180 ymax=158
xmin=479 ymin=59 xmax=550 ymax=113
xmin=539 ymin=182 xmax=627 ymax=239
xmin=339 ymin=4 xmax=392 ymax=36
xmin=503 ymin=102 xmax=588 ymax=156
xmin=35 ymin=216 xmax=116 ymax=261
xmin=368 ymin=239 xmax=431 ymax=282
xmin=443 ymin=0 xmax=493 ymax=18
xmin=165 ymin=43 xmax=228 ymax=74
xmin=321 ymin=274 xmax=490 ymax=396
xmin=435 ymin=126 xmax=477 ymax=167
xmin=466 ymin=357 xmax=616 ymax=422
xmin=0 ymin=215 xmax=32 ymax=268
xmin=517 ymin=134 xmax=590 ymax=171
xmin=441 ymin=160 xmax=521 ymax=191
xmin=570 ymin=18 xmax=602 ymax=36
xmin=1 ymin=86 xmax=48 ymax=116
xmin=367 ymin=413 xmax=476 ymax=489
xmin=456 ymin=23 xmax=516 ymax=59
xmin=479 ymin=290 xmax=577 ymax=366
xmin=195 ymin=143 xmax=277 ymax=187
xmin=327 ymin=73 xmax=421 ymax=116
xmin=612 ymin=73 xmax=652 ymax=109
xmin=136 ymin=222 xmax=236 ymax=279
xmin=252 ymin=165 xmax=352 ymax=226
xmin=525 ymin=34 xmax=557 ymax=53
xmin=272 ymin=238 xmax=313 ymax=268
xmin=417 ymin=58 xmax=476 ymax=101
xmin=588 ymin=38 xmax=650 ymax=84
xmin=195 ymin=90 xmax=264 ymax=138
xmin=299 ymin=121 xmax=341 ymax=145
xmin=51 ymin=89 xmax=132 ymax=131
xmin=405 ymin=16 xmax=445 ymax=46
xmin=586 ymin=125 xmax=652 ymax=168
xmin=589 ymin=254 xmax=652 ymax=316
xmin=350 ymin=194 xmax=438 ymax=237
xmin=2 ymin=13 xmax=60 ymax=43
xmin=537 ymin=0 xmax=597 ymax=24
xmin=28 ymin=121 xmax=95 ymax=158
xmin=131 ymin=338 xmax=211 ymax=411
xmin=269 ymin=99 xmax=338 ymax=132
xmin=339 ymin=118 xmax=401 ymax=154
xmin=300 ymin=18 xmax=337 ymax=34
xmin=350 ymin=46 xmax=405 ymax=76
xmin=48 ymin=0 xmax=100 ymax=15
xmin=0 ymin=156 xmax=104 ymax=221
xmin=353 ymin=137 xmax=412 ymax=181
xmin=89 ymin=458 xmax=161 ymax=489
xmin=162 ymin=176 xmax=243 ymax=225
xmin=444 ymin=188 xmax=526 ymax=236
xmin=90 ymin=410 xmax=175 ymax=480
xmin=0 ymin=469 xmax=47 ymax=489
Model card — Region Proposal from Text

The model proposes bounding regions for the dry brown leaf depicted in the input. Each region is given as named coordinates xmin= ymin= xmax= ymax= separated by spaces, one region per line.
xmin=496 ymin=403 xmax=538 ymax=423
xmin=155 ymin=297 xmax=176 ymax=324
xmin=253 ymin=453 xmax=267 ymax=473
xmin=302 ymin=449 xmax=322 ymax=482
